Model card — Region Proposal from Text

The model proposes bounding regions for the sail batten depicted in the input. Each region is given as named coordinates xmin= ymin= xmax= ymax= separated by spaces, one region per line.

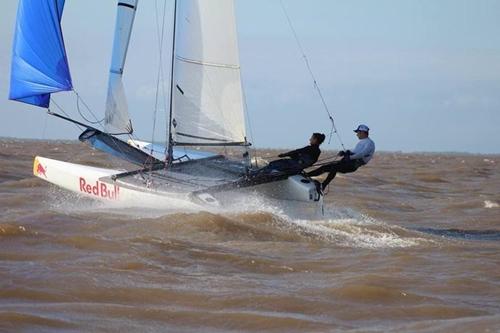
xmin=104 ymin=0 xmax=138 ymax=134
xmin=176 ymin=56 xmax=240 ymax=69
xmin=171 ymin=0 xmax=247 ymax=146
xmin=9 ymin=0 xmax=73 ymax=108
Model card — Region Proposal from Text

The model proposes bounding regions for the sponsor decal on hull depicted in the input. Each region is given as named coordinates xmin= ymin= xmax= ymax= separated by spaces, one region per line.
xmin=79 ymin=177 xmax=120 ymax=200
xmin=33 ymin=158 xmax=47 ymax=178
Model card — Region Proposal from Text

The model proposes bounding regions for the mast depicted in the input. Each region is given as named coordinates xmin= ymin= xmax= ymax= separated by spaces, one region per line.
xmin=166 ymin=0 xmax=178 ymax=166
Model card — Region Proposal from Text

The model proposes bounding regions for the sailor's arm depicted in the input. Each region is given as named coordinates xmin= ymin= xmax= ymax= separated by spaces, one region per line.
xmin=278 ymin=150 xmax=294 ymax=158
xmin=348 ymin=141 xmax=367 ymax=160
xmin=278 ymin=147 xmax=305 ymax=158
xmin=350 ymin=141 xmax=374 ymax=160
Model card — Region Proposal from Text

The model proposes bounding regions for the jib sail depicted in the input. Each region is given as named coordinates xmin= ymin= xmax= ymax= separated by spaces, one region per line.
xmin=104 ymin=0 xmax=138 ymax=134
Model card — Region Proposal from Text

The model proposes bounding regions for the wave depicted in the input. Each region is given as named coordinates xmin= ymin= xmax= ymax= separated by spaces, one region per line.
xmin=414 ymin=227 xmax=500 ymax=241
xmin=43 ymin=189 xmax=432 ymax=249
xmin=0 ymin=223 xmax=37 ymax=238
xmin=414 ymin=174 xmax=449 ymax=183
xmin=281 ymin=215 xmax=429 ymax=248
xmin=0 ymin=177 xmax=44 ymax=188
xmin=0 ymin=312 xmax=76 ymax=331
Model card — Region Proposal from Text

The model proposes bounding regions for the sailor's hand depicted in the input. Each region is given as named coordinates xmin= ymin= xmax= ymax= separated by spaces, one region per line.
xmin=337 ymin=151 xmax=345 ymax=156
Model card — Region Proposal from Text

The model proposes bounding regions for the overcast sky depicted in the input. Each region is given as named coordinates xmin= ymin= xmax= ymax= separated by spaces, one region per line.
xmin=1 ymin=0 xmax=500 ymax=153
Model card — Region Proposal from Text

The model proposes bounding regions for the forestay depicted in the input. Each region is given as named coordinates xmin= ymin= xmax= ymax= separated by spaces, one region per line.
xmin=104 ymin=0 xmax=138 ymax=134
xmin=172 ymin=0 xmax=247 ymax=146
xmin=9 ymin=0 xmax=72 ymax=108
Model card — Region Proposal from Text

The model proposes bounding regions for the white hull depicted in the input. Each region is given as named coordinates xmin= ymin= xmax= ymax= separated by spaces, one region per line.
xmin=33 ymin=156 xmax=201 ymax=209
xmin=33 ymin=156 xmax=320 ymax=209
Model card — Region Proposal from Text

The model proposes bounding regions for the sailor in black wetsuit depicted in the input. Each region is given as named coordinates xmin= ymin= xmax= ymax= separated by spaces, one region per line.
xmin=265 ymin=133 xmax=326 ymax=174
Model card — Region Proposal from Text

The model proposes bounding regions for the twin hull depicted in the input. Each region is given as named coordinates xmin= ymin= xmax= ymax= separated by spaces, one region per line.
xmin=33 ymin=156 xmax=320 ymax=208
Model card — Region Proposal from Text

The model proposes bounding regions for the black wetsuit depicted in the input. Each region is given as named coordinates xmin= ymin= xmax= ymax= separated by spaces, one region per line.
xmin=267 ymin=145 xmax=321 ymax=174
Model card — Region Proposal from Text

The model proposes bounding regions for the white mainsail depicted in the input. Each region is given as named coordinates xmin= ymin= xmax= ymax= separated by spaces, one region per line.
xmin=104 ymin=0 xmax=138 ymax=134
xmin=172 ymin=0 xmax=247 ymax=145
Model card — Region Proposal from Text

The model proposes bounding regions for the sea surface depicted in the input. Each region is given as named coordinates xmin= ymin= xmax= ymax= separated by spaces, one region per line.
xmin=0 ymin=139 xmax=499 ymax=332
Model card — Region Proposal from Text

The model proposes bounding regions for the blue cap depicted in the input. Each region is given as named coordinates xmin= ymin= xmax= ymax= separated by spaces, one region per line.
xmin=354 ymin=124 xmax=370 ymax=132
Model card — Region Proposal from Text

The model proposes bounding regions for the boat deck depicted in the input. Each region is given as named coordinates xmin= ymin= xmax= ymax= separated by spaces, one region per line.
xmin=109 ymin=157 xmax=248 ymax=194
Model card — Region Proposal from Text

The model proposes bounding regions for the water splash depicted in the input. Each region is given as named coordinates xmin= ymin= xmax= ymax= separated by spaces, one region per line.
xmin=271 ymin=207 xmax=429 ymax=249
xmin=484 ymin=200 xmax=499 ymax=209
xmin=47 ymin=188 xmax=430 ymax=249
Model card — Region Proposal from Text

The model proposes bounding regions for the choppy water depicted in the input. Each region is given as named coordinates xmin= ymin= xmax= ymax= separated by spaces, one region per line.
xmin=1 ymin=139 xmax=499 ymax=332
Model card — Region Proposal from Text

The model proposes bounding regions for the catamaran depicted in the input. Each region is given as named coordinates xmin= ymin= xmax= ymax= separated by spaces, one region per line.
xmin=9 ymin=0 xmax=323 ymax=208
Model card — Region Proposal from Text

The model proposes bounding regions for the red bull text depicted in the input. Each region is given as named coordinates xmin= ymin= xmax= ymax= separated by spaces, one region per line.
xmin=79 ymin=177 xmax=120 ymax=200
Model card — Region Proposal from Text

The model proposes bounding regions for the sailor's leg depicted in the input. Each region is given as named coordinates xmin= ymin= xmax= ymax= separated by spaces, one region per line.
xmin=306 ymin=164 xmax=332 ymax=177
xmin=320 ymin=160 xmax=351 ymax=189
xmin=285 ymin=160 xmax=304 ymax=174
xmin=322 ymin=170 xmax=338 ymax=189
xmin=253 ymin=160 xmax=284 ymax=175
xmin=337 ymin=159 xmax=360 ymax=174
xmin=267 ymin=159 xmax=290 ymax=170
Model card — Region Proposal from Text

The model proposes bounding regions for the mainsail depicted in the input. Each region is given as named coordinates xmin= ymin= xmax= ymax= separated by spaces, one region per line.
xmin=104 ymin=0 xmax=138 ymax=134
xmin=9 ymin=0 xmax=72 ymax=108
xmin=171 ymin=0 xmax=247 ymax=146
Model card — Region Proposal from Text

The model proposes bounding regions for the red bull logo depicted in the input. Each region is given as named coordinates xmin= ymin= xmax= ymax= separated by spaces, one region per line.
xmin=33 ymin=158 xmax=47 ymax=178
xmin=79 ymin=177 xmax=120 ymax=200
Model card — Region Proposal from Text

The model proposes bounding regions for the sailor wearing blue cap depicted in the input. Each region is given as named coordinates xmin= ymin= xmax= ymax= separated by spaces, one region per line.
xmin=307 ymin=124 xmax=375 ymax=191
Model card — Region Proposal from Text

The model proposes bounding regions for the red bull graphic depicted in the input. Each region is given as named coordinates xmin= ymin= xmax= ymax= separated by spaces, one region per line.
xmin=79 ymin=177 xmax=120 ymax=200
xmin=33 ymin=158 xmax=47 ymax=178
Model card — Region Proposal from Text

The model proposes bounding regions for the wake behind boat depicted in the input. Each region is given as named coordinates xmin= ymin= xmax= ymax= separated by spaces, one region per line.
xmin=11 ymin=0 xmax=321 ymax=208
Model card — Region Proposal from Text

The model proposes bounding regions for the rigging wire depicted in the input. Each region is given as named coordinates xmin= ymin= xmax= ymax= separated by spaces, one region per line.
xmin=50 ymin=96 xmax=142 ymax=168
xmin=49 ymin=97 xmax=84 ymax=132
xmin=278 ymin=0 xmax=346 ymax=151
xmin=41 ymin=111 xmax=49 ymax=140
xmin=73 ymin=90 xmax=104 ymax=126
